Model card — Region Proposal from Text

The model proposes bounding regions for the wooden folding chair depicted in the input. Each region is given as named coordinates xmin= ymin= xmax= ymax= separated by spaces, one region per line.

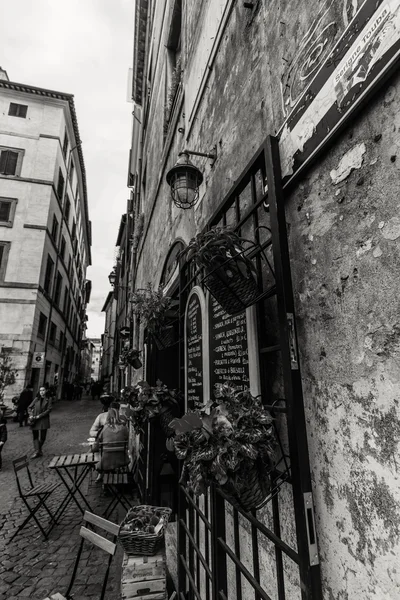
xmin=7 ymin=455 xmax=60 ymax=544
xmin=42 ymin=512 xmax=120 ymax=600
xmin=99 ymin=441 xmax=135 ymax=518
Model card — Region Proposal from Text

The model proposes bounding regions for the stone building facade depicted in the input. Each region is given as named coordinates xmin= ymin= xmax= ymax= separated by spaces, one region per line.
xmin=0 ymin=69 xmax=91 ymax=401
xmin=120 ymin=1 xmax=400 ymax=599
xmin=101 ymin=290 xmax=117 ymax=389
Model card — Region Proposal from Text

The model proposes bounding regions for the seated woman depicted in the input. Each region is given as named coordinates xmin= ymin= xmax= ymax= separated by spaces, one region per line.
xmin=94 ymin=407 xmax=129 ymax=480
xmin=89 ymin=397 xmax=119 ymax=439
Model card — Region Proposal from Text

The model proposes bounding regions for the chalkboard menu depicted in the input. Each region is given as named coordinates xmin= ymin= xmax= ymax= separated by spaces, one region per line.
xmin=209 ymin=297 xmax=249 ymax=393
xmin=186 ymin=291 xmax=204 ymax=407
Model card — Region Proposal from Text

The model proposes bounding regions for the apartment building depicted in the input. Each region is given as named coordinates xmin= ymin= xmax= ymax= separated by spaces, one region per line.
xmin=0 ymin=67 xmax=91 ymax=400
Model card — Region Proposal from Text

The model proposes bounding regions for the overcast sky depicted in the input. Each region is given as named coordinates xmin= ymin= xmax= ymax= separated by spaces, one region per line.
xmin=0 ymin=0 xmax=134 ymax=338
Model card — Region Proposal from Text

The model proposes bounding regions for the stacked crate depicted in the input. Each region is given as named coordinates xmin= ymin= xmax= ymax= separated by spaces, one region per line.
xmin=121 ymin=548 xmax=167 ymax=600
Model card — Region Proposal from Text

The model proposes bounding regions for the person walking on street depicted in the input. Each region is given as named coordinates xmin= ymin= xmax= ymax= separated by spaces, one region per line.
xmin=17 ymin=384 xmax=33 ymax=427
xmin=0 ymin=416 xmax=7 ymax=471
xmin=28 ymin=386 xmax=52 ymax=458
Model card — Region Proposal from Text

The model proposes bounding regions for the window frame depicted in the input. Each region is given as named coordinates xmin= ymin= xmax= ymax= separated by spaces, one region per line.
xmin=0 ymin=197 xmax=18 ymax=228
xmin=62 ymin=129 xmax=69 ymax=159
xmin=49 ymin=321 xmax=57 ymax=346
xmin=8 ymin=103 xmax=28 ymax=118
xmin=64 ymin=194 xmax=71 ymax=223
xmin=57 ymin=168 xmax=65 ymax=200
xmin=51 ymin=214 xmax=59 ymax=242
xmin=0 ymin=146 xmax=25 ymax=176
xmin=54 ymin=271 xmax=63 ymax=306
xmin=60 ymin=235 xmax=66 ymax=262
xmin=43 ymin=254 xmax=54 ymax=295
xmin=37 ymin=311 xmax=48 ymax=339
xmin=0 ymin=241 xmax=11 ymax=281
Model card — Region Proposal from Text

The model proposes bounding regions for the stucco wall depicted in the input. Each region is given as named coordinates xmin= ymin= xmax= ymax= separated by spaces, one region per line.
xmin=136 ymin=0 xmax=400 ymax=598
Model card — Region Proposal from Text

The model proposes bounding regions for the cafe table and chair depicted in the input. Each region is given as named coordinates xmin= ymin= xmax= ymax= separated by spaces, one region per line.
xmin=48 ymin=451 xmax=99 ymax=521
xmin=7 ymin=455 xmax=60 ymax=544
xmin=98 ymin=441 xmax=136 ymax=519
xmin=42 ymin=511 xmax=120 ymax=600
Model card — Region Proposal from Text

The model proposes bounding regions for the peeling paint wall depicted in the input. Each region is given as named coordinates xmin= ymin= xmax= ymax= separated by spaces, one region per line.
xmin=136 ymin=0 xmax=400 ymax=598
xmin=288 ymin=74 xmax=400 ymax=599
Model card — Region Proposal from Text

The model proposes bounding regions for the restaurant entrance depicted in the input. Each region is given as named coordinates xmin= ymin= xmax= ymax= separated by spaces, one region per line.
xmin=175 ymin=136 xmax=323 ymax=600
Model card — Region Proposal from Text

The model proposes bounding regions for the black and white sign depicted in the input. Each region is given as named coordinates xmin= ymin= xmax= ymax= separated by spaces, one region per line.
xmin=185 ymin=290 xmax=204 ymax=408
xmin=209 ymin=296 xmax=249 ymax=393
xmin=32 ymin=352 xmax=45 ymax=368
xmin=279 ymin=0 xmax=400 ymax=185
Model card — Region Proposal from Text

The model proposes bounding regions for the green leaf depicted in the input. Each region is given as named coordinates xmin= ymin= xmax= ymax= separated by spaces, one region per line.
xmin=169 ymin=413 xmax=203 ymax=434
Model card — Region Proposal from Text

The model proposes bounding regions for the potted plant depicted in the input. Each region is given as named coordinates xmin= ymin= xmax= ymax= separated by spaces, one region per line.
xmin=181 ymin=227 xmax=260 ymax=315
xmin=120 ymin=348 xmax=142 ymax=369
xmin=170 ymin=383 xmax=276 ymax=511
xmin=130 ymin=284 xmax=176 ymax=350
xmin=125 ymin=380 xmax=180 ymax=437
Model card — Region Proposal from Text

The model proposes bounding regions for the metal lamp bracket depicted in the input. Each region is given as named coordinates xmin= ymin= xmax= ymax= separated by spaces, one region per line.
xmin=183 ymin=145 xmax=217 ymax=165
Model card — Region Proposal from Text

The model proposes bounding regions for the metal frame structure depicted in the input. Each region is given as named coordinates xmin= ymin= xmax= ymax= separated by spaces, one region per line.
xmin=175 ymin=135 xmax=323 ymax=600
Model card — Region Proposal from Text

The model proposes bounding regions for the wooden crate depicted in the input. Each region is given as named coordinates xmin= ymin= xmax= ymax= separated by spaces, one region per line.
xmin=121 ymin=549 xmax=167 ymax=600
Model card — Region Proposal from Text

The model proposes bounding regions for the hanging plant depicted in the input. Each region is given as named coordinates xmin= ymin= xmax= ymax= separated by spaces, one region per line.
xmin=170 ymin=383 xmax=276 ymax=511
xmin=131 ymin=284 xmax=177 ymax=349
xmin=124 ymin=380 xmax=180 ymax=436
xmin=120 ymin=348 xmax=142 ymax=369
xmin=181 ymin=227 xmax=260 ymax=315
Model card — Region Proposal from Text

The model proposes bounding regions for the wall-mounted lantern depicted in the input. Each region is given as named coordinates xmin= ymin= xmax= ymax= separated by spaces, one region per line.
xmin=166 ymin=147 xmax=217 ymax=209
xmin=108 ymin=269 xmax=117 ymax=287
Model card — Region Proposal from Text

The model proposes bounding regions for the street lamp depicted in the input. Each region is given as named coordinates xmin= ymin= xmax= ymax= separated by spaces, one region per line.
xmin=108 ymin=269 xmax=117 ymax=287
xmin=166 ymin=147 xmax=217 ymax=209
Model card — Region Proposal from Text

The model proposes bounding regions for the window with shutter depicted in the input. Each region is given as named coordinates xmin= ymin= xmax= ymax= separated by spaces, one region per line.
xmin=60 ymin=235 xmax=66 ymax=261
xmin=44 ymin=254 xmax=54 ymax=294
xmin=0 ymin=241 xmax=10 ymax=280
xmin=65 ymin=195 xmax=71 ymax=222
xmin=0 ymin=149 xmax=19 ymax=175
xmin=0 ymin=201 xmax=11 ymax=222
xmin=8 ymin=103 xmax=28 ymax=118
xmin=62 ymin=130 xmax=68 ymax=159
xmin=38 ymin=312 xmax=48 ymax=339
xmin=0 ymin=197 xmax=17 ymax=227
xmin=54 ymin=271 xmax=62 ymax=306
xmin=51 ymin=215 xmax=59 ymax=241
xmin=49 ymin=322 xmax=57 ymax=345
xmin=57 ymin=168 xmax=65 ymax=199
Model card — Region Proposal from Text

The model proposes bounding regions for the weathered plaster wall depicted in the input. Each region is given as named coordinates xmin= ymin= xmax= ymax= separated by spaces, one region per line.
xmin=286 ymin=75 xmax=400 ymax=599
xmin=137 ymin=0 xmax=400 ymax=598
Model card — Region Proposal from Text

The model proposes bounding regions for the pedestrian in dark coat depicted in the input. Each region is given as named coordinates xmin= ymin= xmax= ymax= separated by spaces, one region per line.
xmin=17 ymin=384 xmax=33 ymax=427
xmin=0 ymin=417 xmax=7 ymax=470
xmin=28 ymin=386 xmax=52 ymax=458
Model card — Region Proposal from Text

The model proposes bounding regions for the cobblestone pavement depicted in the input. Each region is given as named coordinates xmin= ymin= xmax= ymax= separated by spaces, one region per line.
xmin=0 ymin=396 xmax=134 ymax=600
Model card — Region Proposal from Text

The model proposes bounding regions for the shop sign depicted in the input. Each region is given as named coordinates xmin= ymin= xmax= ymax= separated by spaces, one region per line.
xmin=32 ymin=352 xmax=45 ymax=368
xmin=185 ymin=288 xmax=205 ymax=408
xmin=279 ymin=0 xmax=400 ymax=185
xmin=209 ymin=296 xmax=249 ymax=393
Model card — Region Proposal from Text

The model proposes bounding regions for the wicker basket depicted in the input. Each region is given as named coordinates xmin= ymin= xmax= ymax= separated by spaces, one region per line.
xmin=222 ymin=463 xmax=272 ymax=512
xmin=153 ymin=325 xmax=176 ymax=350
xmin=201 ymin=250 xmax=260 ymax=316
xmin=119 ymin=505 xmax=172 ymax=556
xmin=159 ymin=407 xmax=176 ymax=437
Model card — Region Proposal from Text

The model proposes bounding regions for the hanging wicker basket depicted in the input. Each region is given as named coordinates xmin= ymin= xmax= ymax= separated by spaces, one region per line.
xmin=158 ymin=406 xmax=176 ymax=437
xmin=200 ymin=244 xmax=261 ymax=316
xmin=153 ymin=324 xmax=176 ymax=350
xmin=128 ymin=357 xmax=142 ymax=369
xmin=221 ymin=461 xmax=273 ymax=512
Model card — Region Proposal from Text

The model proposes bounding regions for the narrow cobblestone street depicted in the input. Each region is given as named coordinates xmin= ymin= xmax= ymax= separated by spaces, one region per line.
xmin=0 ymin=396 xmax=129 ymax=600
